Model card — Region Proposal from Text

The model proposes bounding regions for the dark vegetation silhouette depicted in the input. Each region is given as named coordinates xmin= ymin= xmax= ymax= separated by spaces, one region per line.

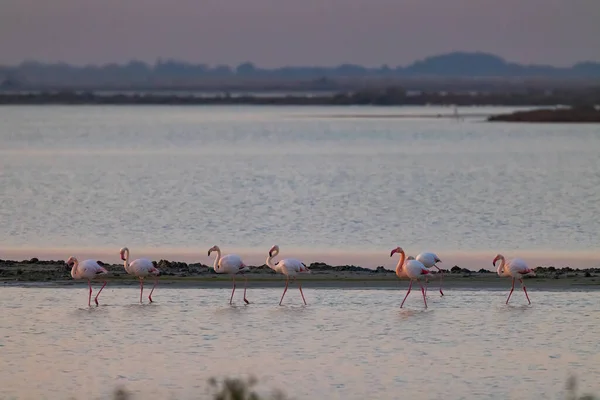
xmin=488 ymin=105 xmax=600 ymax=122
xmin=1 ymin=52 xmax=600 ymax=92
xmin=102 ymin=375 xmax=597 ymax=399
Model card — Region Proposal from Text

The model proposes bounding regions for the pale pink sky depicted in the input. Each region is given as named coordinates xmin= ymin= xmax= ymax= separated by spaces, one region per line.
xmin=1 ymin=0 xmax=599 ymax=67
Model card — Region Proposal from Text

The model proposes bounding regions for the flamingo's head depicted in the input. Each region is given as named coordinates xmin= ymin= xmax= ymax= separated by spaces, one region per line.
xmin=492 ymin=254 xmax=503 ymax=267
xmin=268 ymin=245 xmax=280 ymax=258
xmin=66 ymin=256 xmax=77 ymax=268
xmin=207 ymin=245 xmax=220 ymax=256
xmin=390 ymin=247 xmax=404 ymax=257
xmin=119 ymin=247 xmax=129 ymax=261
xmin=435 ymin=256 xmax=442 ymax=263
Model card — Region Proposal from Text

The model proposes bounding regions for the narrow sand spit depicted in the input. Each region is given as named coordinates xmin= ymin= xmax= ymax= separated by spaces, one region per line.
xmin=1 ymin=259 xmax=599 ymax=291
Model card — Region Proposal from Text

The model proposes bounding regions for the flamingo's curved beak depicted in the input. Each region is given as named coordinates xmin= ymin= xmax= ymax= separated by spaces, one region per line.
xmin=390 ymin=248 xmax=398 ymax=257
xmin=269 ymin=250 xmax=273 ymax=257
xmin=207 ymin=250 xmax=212 ymax=256
xmin=492 ymin=256 xmax=499 ymax=266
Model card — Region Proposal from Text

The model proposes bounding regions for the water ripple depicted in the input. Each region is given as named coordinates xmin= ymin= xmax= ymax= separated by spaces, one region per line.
xmin=1 ymin=287 xmax=599 ymax=399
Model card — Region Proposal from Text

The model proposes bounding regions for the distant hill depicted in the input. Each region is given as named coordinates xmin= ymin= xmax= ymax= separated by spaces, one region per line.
xmin=1 ymin=52 xmax=599 ymax=91
xmin=403 ymin=52 xmax=600 ymax=78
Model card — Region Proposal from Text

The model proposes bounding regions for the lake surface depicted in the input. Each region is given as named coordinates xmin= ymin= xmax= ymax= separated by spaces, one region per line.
xmin=1 ymin=287 xmax=599 ymax=399
xmin=1 ymin=105 xmax=600 ymax=269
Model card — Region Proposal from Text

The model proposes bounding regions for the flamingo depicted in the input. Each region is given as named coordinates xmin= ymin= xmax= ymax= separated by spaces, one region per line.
xmin=390 ymin=247 xmax=430 ymax=308
xmin=493 ymin=254 xmax=534 ymax=305
xmin=120 ymin=247 xmax=160 ymax=303
xmin=66 ymin=256 xmax=109 ymax=307
xmin=266 ymin=245 xmax=310 ymax=305
xmin=208 ymin=245 xmax=250 ymax=304
xmin=416 ymin=252 xmax=444 ymax=296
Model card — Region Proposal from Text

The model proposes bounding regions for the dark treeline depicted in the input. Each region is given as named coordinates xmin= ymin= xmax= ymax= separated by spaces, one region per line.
xmin=1 ymin=52 xmax=600 ymax=92
xmin=1 ymin=86 xmax=600 ymax=107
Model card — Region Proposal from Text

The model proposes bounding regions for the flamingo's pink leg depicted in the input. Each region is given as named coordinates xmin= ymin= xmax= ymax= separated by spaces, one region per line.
xmin=279 ymin=278 xmax=289 ymax=305
xmin=88 ymin=280 xmax=93 ymax=307
xmin=400 ymin=280 xmax=413 ymax=308
xmin=139 ymin=278 xmax=144 ymax=304
xmin=298 ymin=281 xmax=307 ymax=305
xmin=243 ymin=276 xmax=250 ymax=304
xmin=437 ymin=267 xmax=444 ymax=296
xmin=230 ymin=275 xmax=236 ymax=304
xmin=148 ymin=277 xmax=158 ymax=303
xmin=519 ymin=278 xmax=531 ymax=305
xmin=95 ymin=281 xmax=107 ymax=306
xmin=505 ymin=278 xmax=515 ymax=304
xmin=418 ymin=281 xmax=428 ymax=308
xmin=424 ymin=277 xmax=429 ymax=296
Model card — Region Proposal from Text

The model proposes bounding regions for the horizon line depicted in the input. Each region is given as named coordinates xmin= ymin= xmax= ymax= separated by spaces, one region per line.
xmin=2 ymin=50 xmax=599 ymax=70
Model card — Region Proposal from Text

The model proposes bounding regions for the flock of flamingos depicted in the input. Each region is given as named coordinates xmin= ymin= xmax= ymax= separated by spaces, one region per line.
xmin=67 ymin=244 xmax=535 ymax=308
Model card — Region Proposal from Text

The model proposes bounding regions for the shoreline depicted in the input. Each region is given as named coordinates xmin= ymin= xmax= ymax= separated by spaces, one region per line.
xmin=1 ymin=258 xmax=599 ymax=291
xmin=1 ymin=89 xmax=598 ymax=108
xmin=4 ymin=278 xmax=600 ymax=291
xmin=488 ymin=106 xmax=600 ymax=123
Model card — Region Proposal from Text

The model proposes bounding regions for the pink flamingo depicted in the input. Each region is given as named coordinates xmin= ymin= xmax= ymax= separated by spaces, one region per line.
xmin=390 ymin=247 xmax=430 ymax=308
xmin=120 ymin=247 xmax=160 ymax=303
xmin=208 ymin=245 xmax=250 ymax=304
xmin=266 ymin=245 xmax=310 ymax=305
xmin=416 ymin=252 xmax=444 ymax=296
xmin=493 ymin=254 xmax=535 ymax=305
xmin=66 ymin=256 xmax=108 ymax=307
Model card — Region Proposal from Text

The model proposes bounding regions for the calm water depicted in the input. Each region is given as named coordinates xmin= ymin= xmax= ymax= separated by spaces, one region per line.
xmin=1 ymin=105 xmax=600 ymax=268
xmin=1 ymin=287 xmax=599 ymax=399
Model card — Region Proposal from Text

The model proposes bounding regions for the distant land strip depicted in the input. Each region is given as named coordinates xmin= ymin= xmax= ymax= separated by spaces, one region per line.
xmin=488 ymin=106 xmax=600 ymax=122
xmin=2 ymin=52 xmax=600 ymax=88
xmin=1 ymin=87 xmax=600 ymax=110
xmin=2 ymin=258 xmax=599 ymax=290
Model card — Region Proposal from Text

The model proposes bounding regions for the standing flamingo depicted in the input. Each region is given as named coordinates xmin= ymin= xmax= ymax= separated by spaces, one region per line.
xmin=493 ymin=254 xmax=534 ymax=305
xmin=208 ymin=245 xmax=250 ymax=304
xmin=390 ymin=247 xmax=430 ymax=308
xmin=66 ymin=256 xmax=109 ymax=307
xmin=266 ymin=245 xmax=310 ymax=305
xmin=120 ymin=247 xmax=160 ymax=303
xmin=416 ymin=252 xmax=444 ymax=296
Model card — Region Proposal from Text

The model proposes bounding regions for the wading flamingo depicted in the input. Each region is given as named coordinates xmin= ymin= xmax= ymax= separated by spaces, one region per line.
xmin=120 ymin=247 xmax=160 ymax=303
xmin=208 ymin=245 xmax=250 ymax=304
xmin=416 ymin=252 xmax=444 ymax=296
xmin=390 ymin=247 xmax=430 ymax=308
xmin=493 ymin=254 xmax=534 ymax=305
xmin=67 ymin=256 xmax=108 ymax=307
xmin=266 ymin=245 xmax=310 ymax=305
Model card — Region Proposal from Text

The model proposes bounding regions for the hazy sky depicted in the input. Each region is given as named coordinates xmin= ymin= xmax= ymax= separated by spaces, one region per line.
xmin=1 ymin=0 xmax=599 ymax=67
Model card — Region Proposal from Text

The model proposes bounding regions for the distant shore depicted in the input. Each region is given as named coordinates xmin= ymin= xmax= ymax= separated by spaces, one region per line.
xmin=1 ymin=88 xmax=599 ymax=108
xmin=488 ymin=106 xmax=600 ymax=123
xmin=2 ymin=258 xmax=599 ymax=290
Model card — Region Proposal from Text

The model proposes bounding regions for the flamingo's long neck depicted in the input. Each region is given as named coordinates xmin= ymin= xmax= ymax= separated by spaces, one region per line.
xmin=496 ymin=257 xmax=506 ymax=276
xmin=395 ymin=251 xmax=406 ymax=275
xmin=70 ymin=260 xmax=79 ymax=278
xmin=212 ymin=249 xmax=222 ymax=271
xmin=123 ymin=249 xmax=130 ymax=273
xmin=266 ymin=250 xmax=279 ymax=272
